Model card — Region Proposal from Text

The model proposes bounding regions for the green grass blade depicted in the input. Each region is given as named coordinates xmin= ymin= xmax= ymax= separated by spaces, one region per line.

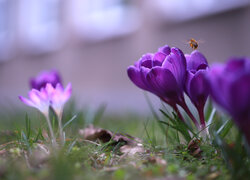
xmin=207 ymin=108 xmax=216 ymax=128
xmin=25 ymin=114 xmax=31 ymax=140
xmin=63 ymin=115 xmax=77 ymax=130
xmin=217 ymin=120 xmax=233 ymax=138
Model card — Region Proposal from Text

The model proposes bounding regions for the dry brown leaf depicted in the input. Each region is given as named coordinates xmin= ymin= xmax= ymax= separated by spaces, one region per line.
xmin=79 ymin=124 xmax=145 ymax=155
xmin=206 ymin=171 xmax=220 ymax=180
xmin=187 ymin=138 xmax=202 ymax=158
xmin=120 ymin=144 xmax=145 ymax=156
xmin=79 ymin=124 xmax=141 ymax=145
xmin=147 ymin=156 xmax=167 ymax=166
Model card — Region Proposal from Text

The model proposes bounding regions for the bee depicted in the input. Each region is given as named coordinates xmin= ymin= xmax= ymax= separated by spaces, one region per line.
xmin=188 ymin=38 xmax=199 ymax=50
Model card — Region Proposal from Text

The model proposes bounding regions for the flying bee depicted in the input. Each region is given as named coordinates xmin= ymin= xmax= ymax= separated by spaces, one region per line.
xmin=188 ymin=38 xmax=199 ymax=50
xmin=186 ymin=38 xmax=204 ymax=50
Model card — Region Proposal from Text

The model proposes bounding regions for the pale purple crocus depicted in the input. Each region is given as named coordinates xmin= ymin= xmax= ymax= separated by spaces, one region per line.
xmin=127 ymin=45 xmax=198 ymax=126
xmin=19 ymin=85 xmax=55 ymax=146
xmin=46 ymin=83 xmax=72 ymax=117
xmin=19 ymin=83 xmax=72 ymax=116
xmin=185 ymin=51 xmax=209 ymax=129
xmin=19 ymin=82 xmax=72 ymax=146
xmin=208 ymin=58 xmax=250 ymax=144
xmin=19 ymin=88 xmax=50 ymax=116
xmin=30 ymin=70 xmax=62 ymax=90
xmin=45 ymin=82 xmax=72 ymax=145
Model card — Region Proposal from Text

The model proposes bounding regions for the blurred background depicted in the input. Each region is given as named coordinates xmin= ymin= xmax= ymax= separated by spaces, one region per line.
xmin=0 ymin=0 xmax=250 ymax=115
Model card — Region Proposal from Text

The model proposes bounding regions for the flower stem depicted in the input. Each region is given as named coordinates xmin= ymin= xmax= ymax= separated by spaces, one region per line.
xmin=57 ymin=111 xmax=64 ymax=146
xmin=173 ymin=105 xmax=185 ymax=122
xmin=197 ymin=105 xmax=209 ymax=138
xmin=179 ymin=101 xmax=199 ymax=128
xmin=45 ymin=114 xmax=57 ymax=148
xmin=197 ymin=105 xmax=206 ymax=129
xmin=161 ymin=98 xmax=185 ymax=122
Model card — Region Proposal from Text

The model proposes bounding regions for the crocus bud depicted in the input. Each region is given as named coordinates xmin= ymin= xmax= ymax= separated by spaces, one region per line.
xmin=185 ymin=51 xmax=209 ymax=130
xmin=30 ymin=70 xmax=62 ymax=90
xmin=208 ymin=58 xmax=250 ymax=144
xmin=127 ymin=45 xmax=186 ymax=106
xmin=185 ymin=51 xmax=209 ymax=109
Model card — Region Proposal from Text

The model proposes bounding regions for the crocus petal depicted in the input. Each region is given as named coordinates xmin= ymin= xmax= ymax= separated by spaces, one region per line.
xmin=45 ymin=83 xmax=55 ymax=96
xmin=153 ymin=52 xmax=166 ymax=63
xmin=244 ymin=58 xmax=250 ymax=72
xmin=186 ymin=50 xmax=208 ymax=72
xmin=162 ymin=48 xmax=186 ymax=87
xmin=140 ymin=59 xmax=153 ymax=69
xmin=158 ymin=45 xmax=171 ymax=55
xmin=185 ymin=71 xmax=195 ymax=96
xmin=19 ymin=96 xmax=35 ymax=107
xmin=49 ymin=83 xmax=72 ymax=115
xmin=39 ymin=88 xmax=48 ymax=100
xmin=147 ymin=67 xmax=181 ymax=103
xmin=55 ymin=83 xmax=64 ymax=93
xmin=63 ymin=83 xmax=72 ymax=102
xmin=137 ymin=53 xmax=154 ymax=68
xmin=30 ymin=79 xmax=38 ymax=90
xmin=30 ymin=70 xmax=62 ymax=90
xmin=225 ymin=58 xmax=245 ymax=73
xmin=19 ymin=90 xmax=49 ymax=115
xmin=229 ymin=74 xmax=250 ymax=115
xmin=29 ymin=90 xmax=42 ymax=105
xmin=208 ymin=64 xmax=232 ymax=112
xmin=127 ymin=66 xmax=148 ymax=91
xmin=189 ymin=70 xmax=209 ymax=106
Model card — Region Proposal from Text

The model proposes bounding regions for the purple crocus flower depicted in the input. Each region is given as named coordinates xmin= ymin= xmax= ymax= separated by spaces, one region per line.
xmin=19 ymin=83 xmax=72 ymax=117
xmin=185 ymin=50 xmax=209 ymax=129
xmin=127 ymin=45 xmax=198 ymax=126
xmin=46 ymin=83 xmax=72 ymax=117
xmin=30 ymin=70 xmax=62 ymax=90
xmin=19 ymin=88 xmax=50 ymax=116
xmin=127 ymin=45 xmax=186 ymax=105
xmin=208 ymin=58 xmax=250 ymax=144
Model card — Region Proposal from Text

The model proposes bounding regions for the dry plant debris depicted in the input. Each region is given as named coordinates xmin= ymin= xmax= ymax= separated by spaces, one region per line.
xmin=79 ymin=124 xmax=145 ymax=156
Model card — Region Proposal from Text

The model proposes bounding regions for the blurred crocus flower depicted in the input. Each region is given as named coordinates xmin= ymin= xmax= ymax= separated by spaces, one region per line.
xmin=19 ymin=83 xmax=72 ymax=117
xmin=19 ymin=88 xmax=50 ymax=116
xmin=30 ymin=70 xmax=62 ymax=90
xmin=208 ymin=58 xmax=250 ymax=144
xmin=127 ymin=45 xmax=198 ymax=126
xmin=185 ymin=51 xmax=209 ymax=128
xmin=19 ymin=82 xmax=72 ymax=147
xmin=46 ymin=83 xmax=72 ymax=117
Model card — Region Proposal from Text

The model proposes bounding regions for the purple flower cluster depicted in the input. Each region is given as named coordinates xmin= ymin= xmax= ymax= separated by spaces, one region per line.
xmin=128 ymin=44 xmax=250 ymax=142
xmin=127 ymin=45 xmax=209 ymax=129
xmin=208 ymin=58 xmax=250 ymax=144
xmin=18 ymin=46 xmax=250 ymax=146
xmin=19 ymin=70 xmax=71 ymax=147
xmin=19 ymin=71 xmax=71 ymax=117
